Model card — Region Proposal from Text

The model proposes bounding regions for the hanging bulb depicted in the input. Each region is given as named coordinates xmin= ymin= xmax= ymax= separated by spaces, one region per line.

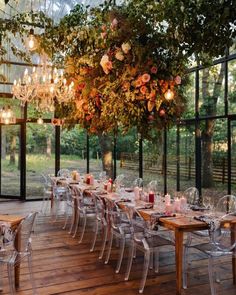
xmin=25 ymin=28 xmax=38 ymax=51
xmin=164 ymin=86 xmax=174 ymax=100
xmin=37 ymin=117 xmax=43 ymax=124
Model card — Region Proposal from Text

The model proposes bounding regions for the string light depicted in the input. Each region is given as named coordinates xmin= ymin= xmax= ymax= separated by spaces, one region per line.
xmin=0 ymin=106 xmax=16 ymax=124
xmin=164 ymin=86 xmax=174 ymax=100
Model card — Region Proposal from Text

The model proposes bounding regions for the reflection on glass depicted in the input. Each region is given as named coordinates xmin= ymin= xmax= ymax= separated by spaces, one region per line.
xmin=182 ymin=72 xmax=195 ymax=119
xmin=228 ymin=59 xmax=236 ymax=114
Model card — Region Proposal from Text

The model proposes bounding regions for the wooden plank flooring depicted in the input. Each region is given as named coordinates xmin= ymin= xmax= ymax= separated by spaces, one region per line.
xmin=0 ymin=200 xmax=236 ymax=295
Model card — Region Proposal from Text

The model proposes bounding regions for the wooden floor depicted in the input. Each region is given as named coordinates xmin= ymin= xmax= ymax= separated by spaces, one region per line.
xmin=0 ymin=200 xmax=236 ymax=295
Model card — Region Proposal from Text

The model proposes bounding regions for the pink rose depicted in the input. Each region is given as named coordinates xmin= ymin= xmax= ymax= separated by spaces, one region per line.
xmin=151 ymin=66 xmax=158 ymax=74
xmin=140 ymin=85 xmax=147 ymax=94
xmin=101 ymin=32 xmax=107 ymax=39
xmin=141 ymin=73 xmax=151 ymax=83
xmin=175 ymin=75 xmax=182 ymax=85
xmin=135 ymin=79 xmax=142 ymax=88
xmin=110 ymin=18 xmax=118 ymax=30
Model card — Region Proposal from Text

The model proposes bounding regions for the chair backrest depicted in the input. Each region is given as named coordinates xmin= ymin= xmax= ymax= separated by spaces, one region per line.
xmin=57 ymin=169 xmax=70 ymax=178
xmin=92 ymin=194 xmax=106 ymax=222
xmin=147 ymin=180 xmax=158 ymax=193
xmin=183 ymin=187 xmax=199 ymax=205
xmin=133 ymin=178 xmax=143 ymax=188
xmin=215 ymin=195 xmax=236 ymax=214
xmin=207 ymin=213 xmax=236 ymax=253
xmin=114 ymin=174 xmax=125 ymax=187
xmin=14 ymin=212 xmax=37 ymax=253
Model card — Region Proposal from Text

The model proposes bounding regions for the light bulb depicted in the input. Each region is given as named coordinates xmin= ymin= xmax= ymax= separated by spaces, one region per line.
xmin=37 ymin=117 xmax=43 ymax=124
xmin=25 ymin=28 xmax=38 ymax=51
xmin=164 ymin=88 xmax=174 ymax=100
xmin=5 ymin=118 xmax=10 ymax=124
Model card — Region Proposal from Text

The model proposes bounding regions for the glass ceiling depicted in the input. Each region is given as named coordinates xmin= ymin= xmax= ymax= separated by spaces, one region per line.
xmin=0 ymin=0 xmax=104 ymax=23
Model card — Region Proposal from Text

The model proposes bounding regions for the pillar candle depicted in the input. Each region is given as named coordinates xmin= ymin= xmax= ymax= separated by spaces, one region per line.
xmin=149 ymin=191 xmax=155 ymax=203
xmin=133 ymin=186 xmax=140 ymax=200
xmin=174 ymin=198 xmax=181 ymax=212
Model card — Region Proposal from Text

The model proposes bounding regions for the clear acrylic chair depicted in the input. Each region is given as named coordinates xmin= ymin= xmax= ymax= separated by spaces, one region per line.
xmin=183 ymin=211 xmax=236 ymax=295
xmin=52 ymin=183 xmax=70 ymax=221
xmin=183 ymin=187 xmax=199 ymax=205
xmin=62 ymin=186 xmax=75 ymax=231
xmin=57 ymin=169 xmax=70 ymax=178
xmin=72 ymin=186 xmax=96 ymax=242
xmin=0 ymin=212 xmax=38 ymax=295
xmin=90 ymin=194 xmax=109 ymax=259
xmin=40 ymin=174 xmax=53 ymax=215
xmin=104 ymin=198 xmax=132 ymax=273
xmin=124 ymin=206 xmax=174 ymax=293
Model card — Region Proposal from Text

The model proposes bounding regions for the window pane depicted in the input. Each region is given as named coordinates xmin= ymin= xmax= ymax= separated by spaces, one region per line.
xmin=143 ymin=131 xmax=163 ymax=193
xmin=1 ymin=125 xmax=21 ymax=196
xmin=26 ymin=123 xmax=55 ymax=200
xmin=60 ymin=126 xmax=87 ymax=175
xmin=182 ymin=72 xmax=195 ymax=119
xmin=199 ymin=64 xmax=225 ymax=117
xmin=228 ymin=59 xmax=236 ymax=115
xmin=179 ymin=124 xmax=195 ymax=190
xmin=201 ymin=118 xmax=228 ymax=199
xmin=117 ymin=128 xmax=139 ymax=186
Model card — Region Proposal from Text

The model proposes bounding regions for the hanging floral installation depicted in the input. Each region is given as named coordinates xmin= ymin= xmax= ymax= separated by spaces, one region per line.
xmin=39 ymin=1 xmax=188 ymax=138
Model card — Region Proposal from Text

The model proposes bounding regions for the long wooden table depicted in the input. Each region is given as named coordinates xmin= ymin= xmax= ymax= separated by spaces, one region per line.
xmin=0 ymin=214 xmax=24 ymax=289
xmin=139 ymin=209 xmax=236 ymax=295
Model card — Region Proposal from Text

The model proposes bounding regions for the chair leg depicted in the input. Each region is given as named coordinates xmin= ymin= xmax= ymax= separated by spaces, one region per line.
xmin=208 ymin=256 xmax=217 ymax=295
xmin=28 ymin=254 xmax=38 ymax=294
xmin=115 ymin=237 xmax=125 ymax=273
xmin=182 ymin=245 xmax=189 ymax=289
xmin=139 ymin=251 xmax=150 ymax=294
xmin=154 ymin=248 xmax=159 ymax=273
xmin=78 ymin=213 xmax=87 ymax=243
xmin=0 ymin=262 xmax=3 ymax=291
xmin=90 ymin=219 xmax=99 ymax=252
xmin=105 ymin=231 xmax=113 ymax=264
xmin=99 ymin=224 xmax=108 ymax=260
xmin=124 ymin=241 xmax=135 ymax=281
xmin=7 ymin=264 xmax=16 ymax=295
xmin=73 ymin=211 xmax=80 ymax=238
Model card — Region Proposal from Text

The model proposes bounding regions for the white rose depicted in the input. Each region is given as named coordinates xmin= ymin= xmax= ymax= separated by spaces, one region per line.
xmin=100 ymin=54 xmax=110 ymax=74
xmin=121 ymin=42 xmax=131 ymax=54
xmin=115 ymin=50 xmax=124 ymax=61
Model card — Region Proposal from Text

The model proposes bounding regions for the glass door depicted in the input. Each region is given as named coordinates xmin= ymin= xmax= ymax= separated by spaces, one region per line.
xmin=231 ymin=120 xmax=236 ymax=193
xmin=0 ymin=124 xmax=21 ymax=198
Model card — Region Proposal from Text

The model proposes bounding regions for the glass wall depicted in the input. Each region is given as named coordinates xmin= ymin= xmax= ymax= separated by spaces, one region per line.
xmin=26 ymin=123 xmax=55 ymax=200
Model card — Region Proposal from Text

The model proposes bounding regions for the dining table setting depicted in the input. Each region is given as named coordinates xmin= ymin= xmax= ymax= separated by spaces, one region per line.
xmin=48 ymin=171 xmax=236 ymax=295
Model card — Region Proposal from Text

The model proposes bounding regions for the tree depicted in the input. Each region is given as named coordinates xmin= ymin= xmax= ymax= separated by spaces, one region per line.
xmin=201 ymin=64 xmax=225 ymax=187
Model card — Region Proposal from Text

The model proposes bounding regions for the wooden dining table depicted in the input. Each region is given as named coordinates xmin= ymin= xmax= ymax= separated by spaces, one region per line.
xmin=139 ymin=209 xmax=236 ymax=295
xmin=0 ymin=214 xmax=24 ymax=289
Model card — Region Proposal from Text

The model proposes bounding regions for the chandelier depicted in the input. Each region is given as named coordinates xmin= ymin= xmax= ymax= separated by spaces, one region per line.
xmin=0 ymin=106 xmax=16 ymax=124
xmin=12 ymin=54 xmax=75 ymax=112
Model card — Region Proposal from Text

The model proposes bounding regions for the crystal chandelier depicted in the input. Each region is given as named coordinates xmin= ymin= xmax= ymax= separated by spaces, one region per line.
xmin=12 ymin=54 xmax=75 ymax=112
xmin=0 ymin=106 xmax=16 ymax=124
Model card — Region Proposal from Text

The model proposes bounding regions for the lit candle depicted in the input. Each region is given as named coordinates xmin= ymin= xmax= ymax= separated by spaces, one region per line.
xmin=107 ymin=182 xmax=112 ymax=193
xmin=86 ymin=175 xmax=91 ymax=185
xmin=90 ymin=175 xmax=94 ymax=185
xmin=165 ymin=204 xmax=173 ymax=214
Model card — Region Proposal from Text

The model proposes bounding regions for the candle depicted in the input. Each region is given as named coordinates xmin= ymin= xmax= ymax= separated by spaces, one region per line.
xmin=149 ymin=191 xmax=155 ymax=203
xmin=174 ymin=198 xmax=181 ymax=212
xmin=133 ymin=186 xmax=140 ymax=200
xmin=165 ymin=194 xmax=171 ymax=205
xmin=86 ymin=176 xmax=91 ymax=185
xmin=104 ymin=183 xmax=108 ymax=190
